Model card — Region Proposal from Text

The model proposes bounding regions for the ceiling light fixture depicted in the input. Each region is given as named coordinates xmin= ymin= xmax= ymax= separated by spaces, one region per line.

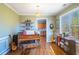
xmin=35 ymin=4 xmax=41 ymax=17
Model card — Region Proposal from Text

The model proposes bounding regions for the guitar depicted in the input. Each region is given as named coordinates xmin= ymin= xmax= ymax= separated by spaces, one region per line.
xmin=11 ymin=42 xmax=17 ymax=51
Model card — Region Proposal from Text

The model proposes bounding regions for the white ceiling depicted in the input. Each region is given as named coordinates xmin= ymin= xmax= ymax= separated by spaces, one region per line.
xmin=5 ymin=3 xmax=71 ymax=16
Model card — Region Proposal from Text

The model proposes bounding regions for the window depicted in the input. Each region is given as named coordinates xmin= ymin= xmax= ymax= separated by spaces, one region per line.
xmin=60 ymin=7 xmax=79 ymax=40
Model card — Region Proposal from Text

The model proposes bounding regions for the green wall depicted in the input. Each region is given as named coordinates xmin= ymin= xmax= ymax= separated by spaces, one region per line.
xmin=0 ymin=4 xmax=19 ymax=37
xmin=19 ymin=15 xmax=54 ymax=22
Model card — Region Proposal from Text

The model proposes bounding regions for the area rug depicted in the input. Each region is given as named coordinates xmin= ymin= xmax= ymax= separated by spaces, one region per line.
xmin=21 ymin=48 xmax=31 ymax=55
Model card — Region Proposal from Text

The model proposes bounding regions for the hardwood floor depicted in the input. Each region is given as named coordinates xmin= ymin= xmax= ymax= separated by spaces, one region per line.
xmin=50 ymin=43 xmax=66 ymax=55
xmin=7 ymin=37 xmax=66 ymax=55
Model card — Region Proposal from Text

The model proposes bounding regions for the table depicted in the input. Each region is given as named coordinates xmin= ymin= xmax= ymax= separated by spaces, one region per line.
xmin=18 ymin=34 xmax=41 ymax=48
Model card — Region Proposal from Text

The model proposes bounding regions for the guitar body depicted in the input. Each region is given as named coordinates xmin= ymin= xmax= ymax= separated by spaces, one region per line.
xmin=11 ymin=42 xmax=17 ymax=51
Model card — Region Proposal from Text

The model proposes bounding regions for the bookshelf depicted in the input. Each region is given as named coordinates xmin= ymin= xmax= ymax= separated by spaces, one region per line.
xmin=20 ymin=20 xmax=34 ymax=32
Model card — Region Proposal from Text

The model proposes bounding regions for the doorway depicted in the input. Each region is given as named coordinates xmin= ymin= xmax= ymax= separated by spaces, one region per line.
xmin=37 ymin=18 xmax=47 ymax=40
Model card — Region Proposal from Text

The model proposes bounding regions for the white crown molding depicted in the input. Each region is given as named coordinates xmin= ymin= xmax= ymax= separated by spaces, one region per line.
xmin=18 ymin=13 xmax=54 ymax=16
xmin=4 ymin=3 xmax=71 ymax=16
xmin=4 ymin=3 xmax=19 ymax=15
xmin=3 ymin=4 xmax=53 ymax=16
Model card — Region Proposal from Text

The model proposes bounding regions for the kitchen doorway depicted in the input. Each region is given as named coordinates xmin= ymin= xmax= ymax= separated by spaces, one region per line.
xmin=37 ymin=18 xmax=47 ymax=39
